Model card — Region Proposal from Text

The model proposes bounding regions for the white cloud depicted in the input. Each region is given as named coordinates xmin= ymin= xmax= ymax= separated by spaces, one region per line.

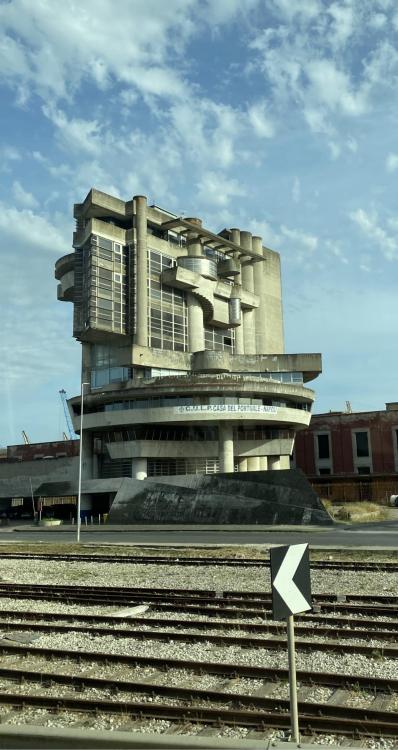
xmin=197 ymin=172 xmax=245 ymax=207
xmin=349 ymin=208 xmax=398 ymax=260
xmin=249 ymin=1 xmax=398 ymax=154
xmin=328 ymin=141 xmax=341 ymax=160
xmin=12 ymin=180 xmax=39 ymax=209
xmin=280 ymin=225 xmax=318 ymax=252
xmin=305 ymin=59 xmax=367 ymax=116
xmin=0 ymin=202 xmax=67 ymax=254
xmin=370 ymin=12 xmax=387 ymax=28
xmin=0 ymin=0 xmax=198 ymax=104
xmin=346 ymin=136 xmax=358 ymax=152
xmin=386 ymin=153 xmax=398 ymax=172
xmin=325 ymin=239 xmax=349 ymax=264
xmin=42 ymin=105 xmax=105 ymax=155
xmin=328 ymin=2 xmax=354 ymax=48
xmin=247 ymin=101 xmax=275 ymax=138
xmin=292 ymin=176 xmax=301 ymax=203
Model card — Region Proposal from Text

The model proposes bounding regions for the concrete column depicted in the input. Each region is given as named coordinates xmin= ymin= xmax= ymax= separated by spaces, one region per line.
xmin=132 ymin=458 xmax=147 ymax=480
xmin=279 ymin=455 xmax=290 ymax=470
xmin=252 ymin=235 xmax=266 ymax=354
xmin=241 ymin=231 xmax=256 ymax=354
xmin=186 ymin=219 xmax=202 ymax=257
xmin=134 ymin=195 xmax=148 ymax=347
xmin=269 ymin=456 xmax=280 ymax=470
xmin=247 ymin=456 xmax=260 ymax=472
xmin=230 ymin=228 xmax=244 ymax=355
xmin=219 ymin=422 xmax=234 ymax=473
xmin=260 ymin=456 xmax=268 ymax=471
xmin=238 ymin=457 xmax=248 ymax=472
xmin=187 ymin=293 xmax=205 ymax=352
xmin=185 ymin=219 xmax=205 ymax=352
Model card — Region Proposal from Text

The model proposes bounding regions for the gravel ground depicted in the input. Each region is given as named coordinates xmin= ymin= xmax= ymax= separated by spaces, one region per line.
xmin=0 ymin=557 xmax=396 ymax=747
xmin=0 ymin=559 xmax=397 ymax=595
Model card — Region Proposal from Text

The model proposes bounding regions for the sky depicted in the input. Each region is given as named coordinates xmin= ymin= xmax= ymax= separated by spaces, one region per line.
xmin=0 ymin=0 xmax=397 ymax=446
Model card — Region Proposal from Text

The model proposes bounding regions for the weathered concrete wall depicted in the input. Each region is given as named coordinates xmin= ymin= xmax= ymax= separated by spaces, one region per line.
xmin=0 ymin=457 xmax=79 ymax=498
xmin=108 ymin=469 xmax=332 ymax=525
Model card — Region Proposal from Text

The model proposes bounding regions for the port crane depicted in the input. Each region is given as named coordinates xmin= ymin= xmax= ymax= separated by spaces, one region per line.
xmin=59 ymin=389 xmax=75 ymax=440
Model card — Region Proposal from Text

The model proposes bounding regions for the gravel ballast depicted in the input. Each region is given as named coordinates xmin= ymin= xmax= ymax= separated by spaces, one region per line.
xmin=0 ymin=553 xmax=396 ymax=747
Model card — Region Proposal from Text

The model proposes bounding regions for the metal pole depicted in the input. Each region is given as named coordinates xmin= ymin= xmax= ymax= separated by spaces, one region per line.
xmin=287 ymin=614 xmax=300 ymax=743
xmin=76 ymin=381 xmax=89 ymax=543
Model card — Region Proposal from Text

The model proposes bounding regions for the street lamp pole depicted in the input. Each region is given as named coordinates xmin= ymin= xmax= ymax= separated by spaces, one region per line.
xmin=77 ymin=381 xmax=89 ymax=543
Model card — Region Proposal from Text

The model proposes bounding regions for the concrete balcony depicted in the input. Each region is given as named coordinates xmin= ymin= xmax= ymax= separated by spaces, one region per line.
xmin=73 ymin=404 xmax=312 ymax=432
xmin=56 ymin=268 xmax=75 ymax=302
xmin=54 ymin=253 xmax=74 ymax=280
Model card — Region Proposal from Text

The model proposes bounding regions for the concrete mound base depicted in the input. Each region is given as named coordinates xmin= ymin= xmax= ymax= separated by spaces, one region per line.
xmin=108 ymin=469 xmax=333 ymax=526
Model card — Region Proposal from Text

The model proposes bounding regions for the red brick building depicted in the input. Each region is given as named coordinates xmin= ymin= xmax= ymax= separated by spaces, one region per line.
xmin=294 ymin=403 xmax=398 ymax=501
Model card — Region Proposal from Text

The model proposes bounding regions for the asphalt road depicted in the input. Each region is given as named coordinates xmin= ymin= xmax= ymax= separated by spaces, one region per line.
xmin=0 ymin=521 xmax=397 ymax=547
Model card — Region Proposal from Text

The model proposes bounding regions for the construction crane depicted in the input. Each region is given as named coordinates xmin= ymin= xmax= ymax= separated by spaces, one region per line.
xmin=21 ymin=430 xmax=30 ymax=445
xmin=59 ymin=389 xmax=75 ymax=440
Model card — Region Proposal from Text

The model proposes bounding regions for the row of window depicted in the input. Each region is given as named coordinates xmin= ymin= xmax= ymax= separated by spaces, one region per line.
xmin=313 ymin=429 xmax=398 ymax=475
xmin=81 ymin=395 xmax=311 ymax=415
xmin=93 ymin=425 xmax=293 ymax=445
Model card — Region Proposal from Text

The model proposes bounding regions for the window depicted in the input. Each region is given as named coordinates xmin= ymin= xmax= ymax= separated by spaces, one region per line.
xmin=355 ymin=431 xmax=369 ymax=458
xmin=318 ymin=468 xmax=331 ymax=475
xmin=317 ymin=434 xmax=330 ymax=460
xmin=148 ymin=250 xmax=187 ymax=351
xmin=357 ymin=466 xmax=371 ymax=475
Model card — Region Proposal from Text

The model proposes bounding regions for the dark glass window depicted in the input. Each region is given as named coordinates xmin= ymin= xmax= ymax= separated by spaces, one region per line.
xmin=317 ymin=434 xmax=330 ymax=459
xmin=318 ymin=468 xmax=331 ymax=475
xmin=355 ymin=431 xmax=369 ymax=457
xmin=357 ymin=466 xmax=371 ymax=474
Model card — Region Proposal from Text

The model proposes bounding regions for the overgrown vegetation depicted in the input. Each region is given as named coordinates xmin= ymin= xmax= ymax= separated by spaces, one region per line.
xmin=322 ymin=499 xmax=388 ymax=523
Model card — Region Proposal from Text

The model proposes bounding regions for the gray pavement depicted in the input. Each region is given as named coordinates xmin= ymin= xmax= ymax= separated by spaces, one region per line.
xmin=0 ymin=521 xmax=397 ymax=547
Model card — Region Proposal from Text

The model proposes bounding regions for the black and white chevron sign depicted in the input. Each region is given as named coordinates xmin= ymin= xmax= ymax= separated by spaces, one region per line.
xmin=270 ymin=543 xmax=312 ymax=620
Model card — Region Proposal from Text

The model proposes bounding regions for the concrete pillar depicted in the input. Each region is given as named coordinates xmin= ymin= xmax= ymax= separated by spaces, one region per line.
xmin=185 ymin=219 xmax=205 ymax=352
xmin=134 ymin=195 xmax=148 ymax=347
xmin=186 ymin=219 xmax=203 ymax=257
xmin=279 ymin=455 xmax=290 ymax=470
xmin=247 ymin=456 xmax=260 ymax=471
xmin=269 ymin=456 xmax=280 ymax=470
xmin=132 ymin=458 xmax=147 ymax=480
xmin=241 ymin=231 xmax=256 ymax=354
xmin=252 ymin=235 xmax=266 ymax=354
xmin=230 ymin=228 xmax=244 ymax=355
xmin=260 ymin=456 xmax=268 ymax=471
xmin=238 ymin=457 xmax=248 ymax=472
xmin=187 ymin=293 xmax=205 ymax=352
xmin=218 ymin=422 xmax=234 ymax=473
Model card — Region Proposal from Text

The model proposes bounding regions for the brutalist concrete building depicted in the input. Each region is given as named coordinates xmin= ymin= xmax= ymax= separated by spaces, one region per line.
xmin=55 ymin=189 xmax=322 ymax=492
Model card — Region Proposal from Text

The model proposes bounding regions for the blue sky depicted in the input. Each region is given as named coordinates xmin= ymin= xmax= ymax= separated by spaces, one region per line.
xmin=0 ymin=0 xmax=397 ymax=446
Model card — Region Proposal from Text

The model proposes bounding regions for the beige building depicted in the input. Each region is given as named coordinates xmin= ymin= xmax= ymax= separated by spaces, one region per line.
xmin=55 ymin=189 xmax=321 ymax=482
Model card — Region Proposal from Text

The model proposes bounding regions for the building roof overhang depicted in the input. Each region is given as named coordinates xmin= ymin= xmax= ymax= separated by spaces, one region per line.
xmin=161 ymin=218 xmax=267 ymax=261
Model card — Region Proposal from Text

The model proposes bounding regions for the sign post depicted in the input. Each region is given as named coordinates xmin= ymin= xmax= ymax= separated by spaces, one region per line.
xmin=270 ymin=543 xmax=312 ymax=744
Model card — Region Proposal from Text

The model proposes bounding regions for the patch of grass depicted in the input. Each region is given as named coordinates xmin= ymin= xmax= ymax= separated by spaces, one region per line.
xmin=324 ymin=501 xmax=388 ymax=523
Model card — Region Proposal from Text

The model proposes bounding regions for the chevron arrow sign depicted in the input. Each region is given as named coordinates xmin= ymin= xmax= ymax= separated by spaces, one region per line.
xmin=270 ymin=543 xmax=312 ymax=620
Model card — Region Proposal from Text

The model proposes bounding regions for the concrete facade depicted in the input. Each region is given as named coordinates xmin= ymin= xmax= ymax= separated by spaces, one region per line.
xmin=55 ymin=189 xmax=322 ymax=491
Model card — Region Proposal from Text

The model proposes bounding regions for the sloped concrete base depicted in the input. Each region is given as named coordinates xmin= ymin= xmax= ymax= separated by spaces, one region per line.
xmin=108 ymin=469 xmax=333 ymax=526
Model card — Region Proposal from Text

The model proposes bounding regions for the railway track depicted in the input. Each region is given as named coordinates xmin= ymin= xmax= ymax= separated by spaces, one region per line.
xmin=0 ymin=561 xmax=396 ymax=741
xmin=0 ymin=551 xmax=397 ymax=571
xmin=0 ymin=613 xmax=396 ymax=655
xmin=0 ymin=649 xmax=396 ymax=737
xmin=0 ymin=583 xmax=396 ymax=619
